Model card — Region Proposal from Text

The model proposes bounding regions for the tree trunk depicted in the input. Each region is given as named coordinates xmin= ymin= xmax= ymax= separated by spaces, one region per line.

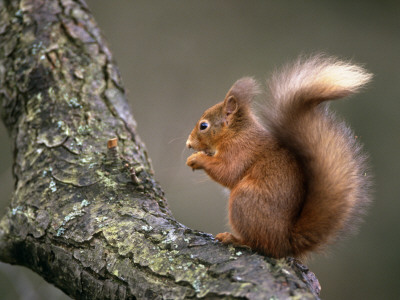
xmin=0 ymin=0 xmax=320 ymax=298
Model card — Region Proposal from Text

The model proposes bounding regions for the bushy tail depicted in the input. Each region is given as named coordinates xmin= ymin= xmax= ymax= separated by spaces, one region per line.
xmin=264 ymin=55 xmax=372 ymax=256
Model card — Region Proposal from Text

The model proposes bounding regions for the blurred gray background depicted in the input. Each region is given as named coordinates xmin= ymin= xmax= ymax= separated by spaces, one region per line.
xmin=1 ymin=1 xmax=399 ymax=299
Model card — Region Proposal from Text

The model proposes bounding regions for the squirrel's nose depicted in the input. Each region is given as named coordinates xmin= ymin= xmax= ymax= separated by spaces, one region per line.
xmin=186 ymin=140 xmax=192 ymax=149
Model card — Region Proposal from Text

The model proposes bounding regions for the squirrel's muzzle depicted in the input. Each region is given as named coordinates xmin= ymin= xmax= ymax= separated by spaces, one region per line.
xmin=186 ymin=138 xmax=192 ymax=149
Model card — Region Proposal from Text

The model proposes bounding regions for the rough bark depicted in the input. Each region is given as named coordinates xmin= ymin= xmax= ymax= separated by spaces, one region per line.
xmin=0 ymin=0 xmax=320 ymax=299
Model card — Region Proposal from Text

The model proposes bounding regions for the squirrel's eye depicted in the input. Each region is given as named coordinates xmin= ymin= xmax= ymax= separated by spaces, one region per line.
xmin=199 ymin=122 xmax=209 ymax=131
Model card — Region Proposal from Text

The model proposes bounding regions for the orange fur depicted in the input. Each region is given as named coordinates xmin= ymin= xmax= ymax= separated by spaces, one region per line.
xmin=186 ymin=55 xmax=372 ymax=258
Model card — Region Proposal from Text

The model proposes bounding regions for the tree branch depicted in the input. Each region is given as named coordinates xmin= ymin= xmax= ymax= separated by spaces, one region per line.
xmin=0 ymin=0 xmax=320 ymax=298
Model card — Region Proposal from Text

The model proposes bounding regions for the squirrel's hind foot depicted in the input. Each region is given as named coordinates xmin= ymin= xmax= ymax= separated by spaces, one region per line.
xmin=215 ymin=232 xmax=242 ymax=245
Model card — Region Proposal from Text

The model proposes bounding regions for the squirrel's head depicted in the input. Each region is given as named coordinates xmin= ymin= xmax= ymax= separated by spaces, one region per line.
xmin=186 ymin=77 xmax=260 ymax=156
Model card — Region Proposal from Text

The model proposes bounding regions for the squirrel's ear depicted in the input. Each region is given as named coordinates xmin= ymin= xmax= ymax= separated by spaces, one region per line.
xmin=226 ymin=77 xmax=261 ymax=105
xmin=224 ymin=96 xmax=238 ymax=116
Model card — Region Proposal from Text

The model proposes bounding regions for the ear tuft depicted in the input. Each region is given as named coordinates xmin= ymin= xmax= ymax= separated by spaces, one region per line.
xmin=226 ymin=77 xmax=261 ymax=104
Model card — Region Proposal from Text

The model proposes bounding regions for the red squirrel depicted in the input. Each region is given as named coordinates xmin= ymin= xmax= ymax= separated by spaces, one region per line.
xmin=186 ymin=55 xmax=372 ymax=258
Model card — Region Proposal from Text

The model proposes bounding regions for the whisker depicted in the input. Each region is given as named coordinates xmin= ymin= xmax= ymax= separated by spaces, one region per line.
xmin=180 ymin=146 xmax=188 ymax=161
xmin=196 ymin=176 xmax=211 ymax=184
xmin=168 ymin=136 xmax=187 ymax=144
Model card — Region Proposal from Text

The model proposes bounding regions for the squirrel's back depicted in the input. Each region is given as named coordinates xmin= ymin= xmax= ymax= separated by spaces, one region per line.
xmin=263 ymin=55 xmax=372 ymax=256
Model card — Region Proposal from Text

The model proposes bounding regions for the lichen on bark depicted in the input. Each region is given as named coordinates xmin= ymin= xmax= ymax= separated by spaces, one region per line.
xmin=0 ymin=0 xmax=320 ymax=299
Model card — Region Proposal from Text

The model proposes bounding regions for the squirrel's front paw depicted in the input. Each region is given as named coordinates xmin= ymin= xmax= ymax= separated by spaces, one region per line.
xmin=186 ymin=152 xmax=205 ymax=170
